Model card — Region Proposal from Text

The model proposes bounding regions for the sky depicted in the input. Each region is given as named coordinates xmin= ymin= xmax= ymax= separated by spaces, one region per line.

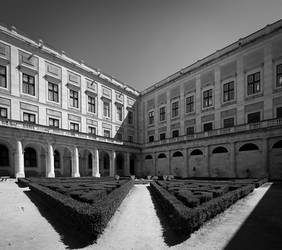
xmin=1 ymin=0 xmax=282 ymax=91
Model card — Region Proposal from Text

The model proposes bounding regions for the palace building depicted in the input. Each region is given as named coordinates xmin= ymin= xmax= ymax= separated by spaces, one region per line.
xmin=0 ymin=20 xmax=282 ymax=179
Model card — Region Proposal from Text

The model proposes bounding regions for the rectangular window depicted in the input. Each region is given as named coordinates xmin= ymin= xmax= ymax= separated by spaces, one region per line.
xmin=276 ymin=64 xmax=282 ymax=88
xmin=49 ymin=118 xmax=59 ymax=128
xmin=116 ymin=106 xmax=123 ymax=121
xmin=70 ymin=122 xmax=79 ymax=132
xmin=186 ymin=96 xmax=194 ymax=113
xmin=160 ymin=133 xmax=166 ymax=140
xmin=159 ymin=106 xmax=166 ymax=121
xmin=203 ymin=122 xmax=213 ymax=132
xmin=172 ymin=101 xmax=179 ymax=118
xmin=149 ymin=135 xmax=154 ymax=142
xmin=223 ymin=117 xmax=234 ymax=128
xmin=186 ymin=126 xmax=194 ymax=135
xmin=70 ymin=89 xmax=79 ymax=108
xmin=128 ymin=135 xmax=133 ymax=142
xmin=88 ymin=96 xmax=96 ymax=113
xmin=247 ymin=112 xmax=260 ymax=123
xmin=223 ymin=81 xmax=234 ymax=102
xmin=23 ymin=112 xmax=36 ymax=124
xmin=88 ymin=126 xmax=96 ymax=135
xmin=172 ymin=130 xmax=179 ymax=138
xmin=0 ymin=65 xmax=7 ymax=88
xmin=0 ymin=107 xmax=7 ymax=118
xmin=148 ymin=111 xmax=154 ymax=124
xmin=116 ymin=133 xmax=122 ymax=140
xmin=103 ymin=102 xmax=110 ymax=117
xmin=128 ymin=110 xmax=133 ymax=124
xmin=247 ymin=72 xmax=261 ymax=95
xmin=22 ymin=73 xmax=35 ymax=96
xmin=48 ymin=82 xmax=59 ymax=102
xmin=203 ymin=89 xmax=213 ymax=108
xmin=104 ymin=129 xmax=111 ymax=138
xmin=277 ymin=107 xmax=282 ymax=118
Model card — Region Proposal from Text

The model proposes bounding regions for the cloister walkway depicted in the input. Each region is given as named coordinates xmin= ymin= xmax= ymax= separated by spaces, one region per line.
xmin=0 ymin=180 xmax=280 ymax=250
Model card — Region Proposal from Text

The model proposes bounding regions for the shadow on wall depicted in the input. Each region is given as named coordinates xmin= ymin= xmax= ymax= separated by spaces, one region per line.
xmin=22 ymin=189 xmax=95 ymax=249
xmin=224 ymin=182 xmax=282 ymax=250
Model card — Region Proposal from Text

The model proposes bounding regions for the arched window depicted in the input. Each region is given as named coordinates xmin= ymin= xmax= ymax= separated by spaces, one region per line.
xmin=212 ymin=146 xmax=228 ymax=154
xmin=173 ymin=151 xmax=183 ymax=157
xmin=54 ymin=150 xmax=60 ymax=169
xmin=145 ymin=155 xmax=153 ymax=160
xmin=190 ymin=149 xmax=203 ymax=156
xmin=158 ymin=153 xmax=166 ymax=159
xmin=239 ymin=143 xmax=259 ymax=151
xmin=24 ymin=147 xmax=37 ymax=168
xmin=103 ymin=153 xmax=110 ymax=169
xmin=88 ymin=153 xmax=92 ymax=169
xmin=0 ymin=145 xmax=9 ymax=167
xmin=272 ymin=140 xmax=282 ymax=149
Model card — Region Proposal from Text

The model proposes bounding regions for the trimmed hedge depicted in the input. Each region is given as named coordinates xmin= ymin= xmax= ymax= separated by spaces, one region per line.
xmin=27 ymin=179 xmax=134 ymax=239
xmin=150 ymin=181 xmax=255 ymax=234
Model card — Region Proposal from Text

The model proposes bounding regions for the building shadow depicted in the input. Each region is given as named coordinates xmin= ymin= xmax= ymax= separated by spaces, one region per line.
xmin=224 ymin=182 xmax=282 ymax=250
xmin=147 ymin=186 xmax=191 ymax=246
xmin=23 ymin=190 xmax=96 ymax=249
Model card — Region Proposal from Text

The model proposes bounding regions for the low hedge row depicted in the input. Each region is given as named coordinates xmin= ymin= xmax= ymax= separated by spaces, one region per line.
xmin=150 ymin=181 xmax=255 ymax=234
xmin=28 ymin=179 xmax=134 ymax=239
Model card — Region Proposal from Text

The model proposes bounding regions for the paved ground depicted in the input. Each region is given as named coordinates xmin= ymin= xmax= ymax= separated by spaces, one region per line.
xmin=0 ymin=180 xmax=281 ymax=250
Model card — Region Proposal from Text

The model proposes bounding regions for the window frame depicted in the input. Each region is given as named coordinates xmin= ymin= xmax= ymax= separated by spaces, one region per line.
xmin=148 ymin=135 xmax=154 ymax=142
xmin=69 ymin=89 xmax=79 ymax=108
xmin=22 ymin=73 xmax=35 ymax=96
xmin=116 ymin=105 xmax=123 ymax=122
xmin=49 ymin=117 xmax=60 ymax=128
xmin=245 ymin=69 xmax=262 ymax=97
xmin=171 ymin=100 xmax=179 ymax=118
xmin=203 ymin=121 xmax=213 ymax=132
xmin=103 ymin=129 xmax=111 ymax=138
xmin=48 ymin=82 xmax=59 ymax=103
xmin=186 ymin=126 xmax=195 ymax=135
xmin=185 ymin=95 xmax=194 ymax=114
xmin=202 ymin=88 xmax=213 ymax=109
xmin=222 ymin=80 xmax=235 ymax=103
xmin=70 ymin=122 xmax=79 ymax=132
xmin=23 ymin=112 xmax=36 ymax=124
xmin=127 ymin=110 xmax=133 ymax=125
xmin=88 ymin=126 xmax=96 ymax=135
xmin=276 ymin=63 xmax=282 ymax=88
xmin=159 ymin=133 xmax=166 ymax=140
xmin=0 ymin=64 xmax=7 ymax=89
xmin=87 ymin=95 xmax=96 ymax=114
xmin=103 ymin=101 xmax=111 ymax=118
xmin=247 ymin=111 xmax=261 ymax=124
xmin=159 ymin=106 xmax=166 ymax=121
xmin=148 ymin=110 xmax=154 ymax=124
xmin=0 ymin=107 xmax=8 ymax=119
xmin=223 ymin=116 xmax=235 ymax=128
xmin=172 ymin=129 xmax=179 ymax=138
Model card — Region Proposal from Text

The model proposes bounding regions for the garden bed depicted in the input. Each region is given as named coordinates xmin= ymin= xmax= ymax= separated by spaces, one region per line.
xmin=22 ymin=177 xmax=134 ymax=240
xmin=150 ymin=179 xmax=257 ymax=234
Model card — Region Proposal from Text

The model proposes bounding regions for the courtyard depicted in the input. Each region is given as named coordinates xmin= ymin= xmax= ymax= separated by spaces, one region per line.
xmin=0 ymin=178 xmax=282 ymax=250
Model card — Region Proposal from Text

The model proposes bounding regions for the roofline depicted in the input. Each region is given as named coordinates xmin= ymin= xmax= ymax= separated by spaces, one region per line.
xmin=141 ymin=18 xmax=282 ymax=96
xmin=0 ymin=22 xmax=140 ymax=97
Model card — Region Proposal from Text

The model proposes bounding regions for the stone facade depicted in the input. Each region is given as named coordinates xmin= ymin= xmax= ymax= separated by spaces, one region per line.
xmin=0 ymin=21 xmax=282 ymax=179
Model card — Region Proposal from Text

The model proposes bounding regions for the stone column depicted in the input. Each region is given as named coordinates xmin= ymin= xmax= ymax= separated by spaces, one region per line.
xmin=230 ymin=142 xmax=237 ymax=177
xmin=92 ymin=148 xmax=100 ymax=177
xmin=110 ymin=150 xmax=116 ymax=177
xmin=72 ymin=147 xmax=80 ymax=177
xmin=183 ymin=148 xmax=189 ymax=178
xmin=15 ymin=140 xmax=25 ymax=178
xmin=46 ymin=144 xmax=55 ymax=177
xmin=153 ymin=152 xmax=157 ymax=176
xmin=125 ymin=152 xmax=130 ymax=176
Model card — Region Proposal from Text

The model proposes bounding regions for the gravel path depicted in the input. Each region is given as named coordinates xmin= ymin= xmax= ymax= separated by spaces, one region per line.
xmin=0 ymin=181 xmax=273 ymax=250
